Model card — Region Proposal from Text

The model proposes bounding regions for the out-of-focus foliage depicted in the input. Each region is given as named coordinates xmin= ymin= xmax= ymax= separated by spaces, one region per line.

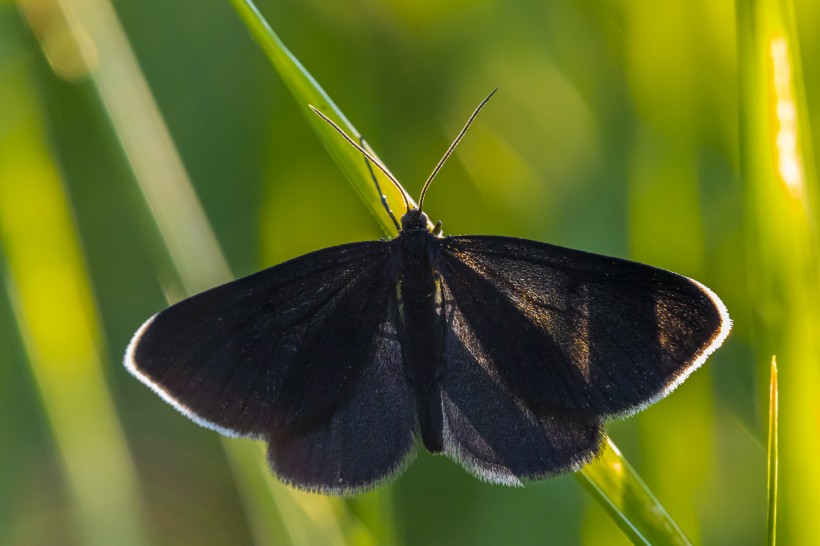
xmin=1 ymin=0 xmax=818 ymax=544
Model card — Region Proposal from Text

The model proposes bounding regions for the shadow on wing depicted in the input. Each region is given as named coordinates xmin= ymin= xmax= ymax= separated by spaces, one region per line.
xmin=439 ymin=279 xmax=605 ymax=483
xmin=436 ymin=235 xmax=728 ymax=419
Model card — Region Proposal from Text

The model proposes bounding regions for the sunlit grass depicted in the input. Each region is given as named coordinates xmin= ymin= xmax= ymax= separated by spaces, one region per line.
xmin=0 ymin=50 xmax=149 ymax=545
xmin=15 ymin=0 xmax=354 ymax=543
xmin=577 ymin=440 xmax=692 ymax=546
xmin=231 ymin=2 xmax=696 ymax=543
xmin=767 ymin=357 xmax=778 ymax=546
xmin=230 ymin=0 xmax=412 ymax=237
xmin=738 ymin=0 xmax=820 ymax=544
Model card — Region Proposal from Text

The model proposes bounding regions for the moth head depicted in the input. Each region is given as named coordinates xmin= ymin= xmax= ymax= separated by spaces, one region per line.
xmin=400 ymin=208 xmax=431 ymax=232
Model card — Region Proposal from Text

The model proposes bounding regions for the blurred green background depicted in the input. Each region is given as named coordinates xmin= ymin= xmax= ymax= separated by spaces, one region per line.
xmin=1 ymin=0 xmax=819 ymax=544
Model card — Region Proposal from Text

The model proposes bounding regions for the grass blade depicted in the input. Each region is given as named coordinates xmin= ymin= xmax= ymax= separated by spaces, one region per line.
xmin=230 ymin=4 xmax=694 ymax=544
xmin=227 ymin=3 xmax=415 ymax=543
xmin=228 ymin=0 xmax=418 ymax=236
xmin=0 ymin=41 xmax=150 ymax=544
xmin=577 ymin=439 xmax=692 ymax=546
xmin=767 ymin=356 xmax=778 ymax=546
xmin=27 ymin=0 xmax=353 ymax=543
xmin=738 ymin=0 xmax=820 ymax=543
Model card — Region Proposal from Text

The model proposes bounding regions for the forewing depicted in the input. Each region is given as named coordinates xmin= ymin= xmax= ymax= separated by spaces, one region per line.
xmin=126 ymin=242 xmax=400 ymax=431
xmin=435 ymin=235 xmax=730 ymax=419
xmin=438 ymin=280 xmax=604 ymax=483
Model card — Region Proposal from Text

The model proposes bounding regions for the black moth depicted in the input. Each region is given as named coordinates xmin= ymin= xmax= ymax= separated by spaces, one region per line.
xmin=126 ymin=92 xmax=731 ymax=494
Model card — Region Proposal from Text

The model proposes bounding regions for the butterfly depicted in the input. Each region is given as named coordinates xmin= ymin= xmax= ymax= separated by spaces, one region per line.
xmin=125 ymin=91 xmax=731 ymax=494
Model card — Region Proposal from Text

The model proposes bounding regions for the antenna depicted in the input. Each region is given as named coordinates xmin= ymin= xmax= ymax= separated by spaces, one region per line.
xmin=309 ymin=106 xmax=411 ymax=212
xmin=418 ymin=89 xmax=497 ymax=210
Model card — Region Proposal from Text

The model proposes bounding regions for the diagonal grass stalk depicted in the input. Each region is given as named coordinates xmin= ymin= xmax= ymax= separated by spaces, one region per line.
xmin=18 ymin=0 xmax=360 ymax=544
xmin=230 ymin=0 xmax=415 ymax=237
xmin=0 ymin=40 xmax=150 ymax=545
xmin=577 ymin=439 xmax=692 ymax=546
xmin=230 ymin=1 xmax=694 ymax=544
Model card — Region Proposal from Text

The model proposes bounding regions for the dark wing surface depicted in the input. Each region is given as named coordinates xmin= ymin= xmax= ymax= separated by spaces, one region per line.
xmin=125 ymin=241 xmax=417 ymax=493
xmin=437 ymin=279 xmax=605 ymax=483
xmin=435 ymin=236 xmax=730 ymax=420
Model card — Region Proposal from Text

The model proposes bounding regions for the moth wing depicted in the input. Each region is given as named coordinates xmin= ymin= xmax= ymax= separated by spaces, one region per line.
xmin=268 ymin=292 xmax=417 ymax=494
xmin=125 ymin=241 xmax=417 ymax=493
xmin=437 ymin=279 xmax=605 ymax=484
xmin=434 ymin=235 xmax=730 ymax=419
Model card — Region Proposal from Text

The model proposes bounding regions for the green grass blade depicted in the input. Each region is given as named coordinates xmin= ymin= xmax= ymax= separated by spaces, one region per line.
xmin=228 ymin=0 xmax=417 ymax=236
xmin=0 ymin=39 xmax=150 ymax=545
xmin=60 ymin=0 xmax=231 ymax=295
xmin=577 ymin=439 xmax=693 ymax=546
xmin=34 ymin=0 xmax=354 ymax=543
xmin=767 ymin=356 xmax=778 ymax=546
xmin=230 ymin=4 xmax=694 ymax=544
xmin=738 ymin=0 xmax=820 ymax=543
xmin=225 ymin=443 xmax=351 ymax=546
xmin=227 ymin=4 xmax=414 ymax=543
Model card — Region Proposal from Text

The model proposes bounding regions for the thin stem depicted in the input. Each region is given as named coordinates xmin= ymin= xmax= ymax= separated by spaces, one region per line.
xmin=767 ymin=356 xmax=779 ymax=546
